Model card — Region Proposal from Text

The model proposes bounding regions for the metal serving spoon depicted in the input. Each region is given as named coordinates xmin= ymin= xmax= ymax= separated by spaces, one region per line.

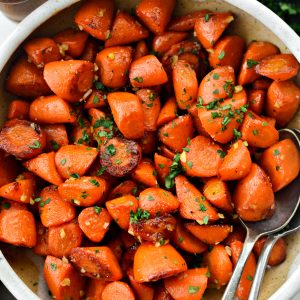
xmin=222 ymin=128 xmax=300 ymax=300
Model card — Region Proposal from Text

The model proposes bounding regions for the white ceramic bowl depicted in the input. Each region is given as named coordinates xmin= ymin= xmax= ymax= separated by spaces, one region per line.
xmin=0 ymin=1 xmax=300 ymax=299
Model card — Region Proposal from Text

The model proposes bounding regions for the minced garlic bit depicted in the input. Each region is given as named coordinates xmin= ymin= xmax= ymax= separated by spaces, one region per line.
xmin=60 ymin=229 xmax=66 ymax=239
xmin=225 ymin=246 xmax=232 ymax=256
xmin=58 ymin=43 xmax=69 ymax=56
xmin=80 ymin=268 xmax=86 ymax=273
xmin=62 ymin=256 xmax=69 ymax=264
xmin=94 ymin=63 xmax=99 ymax=71
xmin=103 ymin=222 xmax=110 ymax=229
xmin=218 ymin=213 xmax=225 ymax=219
xmin=78 ymin=25 xmax=83 ymax=31
xmin=234 ymin=85 xmax=243 ymax=93
xmin=29 ymin=198 xmax=35 ymax=205
xmin=20 ymin=194 xmax=27 ymax=202
xmin=73 ymin=199 xmax=81 ymax=205
xmin=81 ymin=89 xmax=93 ymax=101
xmin=60 ymin=278 xmax=71 ymax=287
xmin=85 ymin=221 xmax=91 ymax=226
xmin=97 ymin=9 xmax=106 ymax=17
xmin=180 ymin=151 xmax=187 ymax=163
xmin=226 ymin=16 xmax=234 ymax=23
xmin=107 ymin=53 xmax=115 ymax=60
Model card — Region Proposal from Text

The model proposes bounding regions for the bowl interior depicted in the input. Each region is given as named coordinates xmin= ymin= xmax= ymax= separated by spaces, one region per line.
xmin=0 ymin=1 xmax=300 ymax=299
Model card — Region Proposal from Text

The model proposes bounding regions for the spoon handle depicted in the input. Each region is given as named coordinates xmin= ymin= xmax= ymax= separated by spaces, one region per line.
xmin=221 ymin=230 xmax=259 ymax=300
xmin=248 ymin=235 xmax=279 ymax=300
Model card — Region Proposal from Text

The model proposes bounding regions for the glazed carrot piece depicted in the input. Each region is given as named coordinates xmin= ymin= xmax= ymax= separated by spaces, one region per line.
xmin=44 ymin=255 xmax=85 ymax=300
xmin=43 ymin=124 xmax=69 ymax=151
xmin=0 ymin=179 xmax=35 ymax=203
xmin=266 ymin=80 xmax=300 ymax=127
xmin=173 ymin=60 xmax=198 ymax=110
xmin=168 ymin=10 xmax=210 ymax=31
xmin=185 ymin=224 xmax=231 ymax=245
xmin=105 ymin=11 xmax=149 ymax=47
xmin=38 ymin=185 xmax=76 ymax=227
xmin=140 ymin=131 xmax=157 ymax=154
xmin=158 ymin=115 xmax=194 ymax=152
xmin=152 ymin=31 xmax=188 ymax=55
xmin=136 ymin=0 xmax=176 ymax=34
xmin=134 ymin=40 xmax=149 ymax=60
xmin=58 ymin=176 xmax=107 ymax=206
xmin=188 ymin=103 xmax=210 ymax=137
xmin=180 ymin=135 xmax=223 ymax=177
xmin=230 ymin=241 xmax=257 ymax=300
xmin=253 ymin=237 xmax=287 ymax=266
xmin=255 ymin=54 xmax=299 ymax=81
xmin=157 ymin=97 xmax=177 ymax=128
xmin=233 ymin=163 xmax=275 ymax=221
xmin=136 ymin=89 xmax=161 ymax=132
xmin=240 ymin=111 xmax=279 ymax=148
xmin=175 ymin=175 xmax=219 ymax=222
xmin=133 ymin=243 xmax=187 ymax=282
xmin=154 ymin=153 xmax=172 ymax=184
xmin=0 ymin=119 xmax=46 ymax=159
xmin=164 ymin=268 xmax=208 ymax=300
xmin=7 ymin=100 xmax=30 ymax=120
xmin=33 ymin=222 xmax=49 ymax=256
xmin=139 ymin=187 xmax=179 ymax=217
xmin=80 ymin=38 xmax=99 ymax=62
xmin=260 ymin=139 xmax=300 ymax=192
xmin=154 ymin=285 xmax=173 ymax=300
xmin=23 ymin=152 xmax=63 ymax=186
xmin=85 ymin=279 xmax=107 ymax=300
xmin=238 ymin=41 xmax=279 ymax=85
xmin=69 ymin=246 xmax=123 ymax=280
xmin=96 ymin=46 xmax=133 ymax=89
xmin=44 ymin=60 xmax=94 ymax=102
xmin=100 ymin=137 xmax=142 ymax=177
xmin=70 ymin=118 xmax=93 ymax=146
xmin=224 ymin=224 xmax=246 ymax=245
xmin=53 ymin=28 xmax=89 ymax=58
xmin=106 ymin=195 xmax=139 ymax=230
xmin=198 ymin=66 xmax=235 ymax=105
xmin=102 ymin=281 xmax=135 ymax=300
xmin=74 ymin=0 xmax=115 ymax=40
xmin=127 ymin=268 xmax=155 ymax=300
xmin=88 ymin=108 xmax=110 ymax=144
xmin=248 ymin=89 xmax=265 ymax=115
xmin=218 ymin=140 xmax=252 ymax=181
xmin=159 ymin=144 xmax=176 ymax=160
xmin=78 ymin=207 xmax=112 ymax=242
xmin=252 ymin=77 xmax=272 ymax=90
xmin=129 ymin=55 xmax=168 ymax=88
xmin=84 ymin=90 xmax=107 ymax=109
xmin=208 ymin=35 xmax=245 ymax=71
xmin=194 ymin=12 xmax=234 ymax=49
xmin=108 ymin=92 xmax=144 ymax=139
xmin=108 ymin=180 xmax=138 ymax=200
xmin=0 ymin=204 xmax=36 ymax=247
xmin=171 ymin=219 xmax=207 ymax=254
xmin=131 ymin=159 xmax=158 ymax=187
xmin=55 ymin=145 xmax=98 ymax=179
xmin=0 ymin=150 xmax=20 ymax=186
xmin=24 ymin=37 xmax=61 ymax=67
xmin=203 ymin=244 xmax=233 ymax=288
xmin=47 ymin=220 xmax=83 ymax=258
xmin=5 ymin=57 xmax=51 ymax=98
xmin=203 ymin=178 xmax=233 ymax=213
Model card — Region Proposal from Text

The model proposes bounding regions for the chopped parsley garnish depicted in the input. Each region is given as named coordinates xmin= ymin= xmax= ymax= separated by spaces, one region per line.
xmin=61 ymin=158 xmax=66 ymax=166
xmin=213 ymin=73 xmax=220 ymax=80
xmin=276 ymin=165 xmax=280 ymax=171
xmin=94 ymin=206 xmax=102 ymax=214
xmin=50 ymin=263 xmax=57 ymax=271
xmin=253 ymin=129 xmax=258 ymax=136
xmin=133 ymin=77 xmax=143 ymax=83
xmin=188 ymin=286 xmax=200 ymax=294
xmin=148 ymin=195 xmax=154 ymax=201
xmin=196 ymin=96 xmax=204 ymax=108
xmin=274 ymin=149 xmax=280 ymax=156
xmin=93 ymin=95 xmax=99 ymax=104
xmin=218 ymin=51 xmax=225 ymax=60
xmin=70 ymin=173 xmax=80 ymax=179
xmin=106 ymin=144 xmax=116 ymax=156
xmin=187 ymin=161 xmax=193 ymax=169
xmin=217 ymin=150 xmax=226 ymax=158
xmin=158 ymin=163 xmax=165 ymax=169
xmin=50 ymin=140 xmax=60 ymax=151
xmin=90 ymin=179 xmax=100 ymax=187
xmin=246 ymin=59 xmax=259 ymax=69
xmin=29 ymin=141 xmax=41 ymax=149
xmin=130 ymin=208 xmax=150 ymax=223
xmin=199 ymin=203 xmax=207 ymax=212
xmin=97 ymin=166 xmax=106 ymax=176
xmin=165 ymin=153 xmax=183 ymax=189
xmin=246 ymin=275 xmax=253 ymax=281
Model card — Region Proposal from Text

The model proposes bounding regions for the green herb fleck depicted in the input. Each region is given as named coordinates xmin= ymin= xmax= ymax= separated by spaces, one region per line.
xmin=94 ymin=206 xmax=102 ymax=214
xmin=246 ymin=59 xmax=259 ymax=69
xmin=189 ymin=286 xmax=200 ymax=294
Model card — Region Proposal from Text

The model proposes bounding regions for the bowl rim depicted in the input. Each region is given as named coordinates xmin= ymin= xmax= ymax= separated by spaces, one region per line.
xmin=0 ymin=0 xmax=299 ymax=299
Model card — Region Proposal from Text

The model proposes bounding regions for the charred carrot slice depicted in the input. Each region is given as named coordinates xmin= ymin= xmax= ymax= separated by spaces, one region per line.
xmin=44 ymin=255 xmax=85 ymax=300
xmin=134 ymin=40 xmax=149 ymax=60
xmin=133 ymin=243 xmax=187 ymax=282
xmin=248 ymin=89 xmax=265 ymax=115
xmin=195 ymin=12 xmax=234 ymax=49
xmin=266 ymin=80 xmax=300 ymax=127
xmin=154 ymin=153 xmax=172 ymax=185
xmin=84 ymin=90 xmax=107 ymax=109
xmin=255 ymin=54 xmax=299 ymax=81
xmin=74 ymin=0 xmax=115 ymax=41
xmin=23 ymin=152 xmax=63 ymax=186
xmin=7 ymin=100 xmax=30 ymax=120
xmin=260 ymin=139 xmax=300 ymax=192
xmin=157 ymin=97 xmax=178 ymax=127
xmin=0 ymin=119 xmax=46 ymax=159
xmin=233 ymin=163 xmax=275 ymax=221
xmin=136 ymin=0 xmax=176 ymax=34
xmin=44 ymin=60 xmax=94 ymax=102
xmin=69 ymin=246 xmax=123 ymax=280
xmin=55 ymin=145 xmax=98 ymax=179
xmin=175 ymin=175 xmax=219 ymax=223
xmin=5 ymin=57 xmax=51 ymax=98
xmin=108 ymin=180 xmax=138 ymax=200
xmin=140 ymin=131 xmax=157 ymax=155
xmin=238 ymin=41 xmax=279 ymax=85
xmin=106 ymin=195 xmax=138 ymax=230
xmin=43 ymin=124 xmax=69 ymax=152
xmin=130 ymin=55 xmax=168 ymax=88
xmin=102 ymin=281 xmax=135 ymax=300
xmin=132 ymin=159 xmax=158 ymax=187
xmin=96 ymin=46 xmax=133 ymax=89
xmin=47 ymin=220 xmax=83 ymax=258
xmin=139 ymin=187 xmax=179 ymax=217
xmin=108 ymin=92 xmax=145 ymax=139
xmin=164 ymin=268 xmax=208 ymax=300
xmin=38 ymin=185 xmax=76 ymax=227
xmin=0 ymin=150 xmax=20 ymax=186
xmin=85 ymin=279 xmax=107 ymax=300
xmin=158 ymin=115 xmax=194 ymax=152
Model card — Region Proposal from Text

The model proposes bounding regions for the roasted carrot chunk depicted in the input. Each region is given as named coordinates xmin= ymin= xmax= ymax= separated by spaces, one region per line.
xmin=102 ymin=281 xmax=135 ymax=300
xmin=70 ymin=117 xmax=93 ymax=146
xmin=159 ymin=144 xmax=176 ymax=160
xmin=84 ymin=89 xmax=107 ymax=109
xmin=157 ymin=97 xmax=178 ymax=128
xmin=85 ymin=279 xmax=107 ymax=300
xmin=260 ymin=139 xmax=300 ymax=192
xmin=132 ymin=159 xmax=158 ymax=187
xmin=69 ymin=246 xmax=123 ymax=280
xmin=248 ymin=89 xmax=265 ymax=115
xmin=154 ymin=153 xmax=172 ymax=185
xmin=39 ymin=185 xmax=76 ymax=227
xmin=194 ymin=12 xmax=234 ymax=49
xmin=7 ymin=100 xmax=30 ymax=120
xmin=33 ymin=222 xmax=49 ymax=256
xmin=175 ymin=175 xmax=219 ymax=222
xmin=108 ymin=180 xmax=138 ymax=200
xmin=134 ymin=40 xmax=149 ymax=60
xmin=0 ymin=119 xmax=46 ymax=159
xmin=44 ymin=255 xmax=85 ymax=300
xmin=233 ymin=163 xmax=275 ymax=221
xmin=140 ymin=131 xmax=157 ymax=155
xmin=0 ymin=150 xmax=20 ymax=186
xmin=133 ymin=243 xmax=187 ymax=282
xmin=43 ymin=124 xmax=69 ymax=151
